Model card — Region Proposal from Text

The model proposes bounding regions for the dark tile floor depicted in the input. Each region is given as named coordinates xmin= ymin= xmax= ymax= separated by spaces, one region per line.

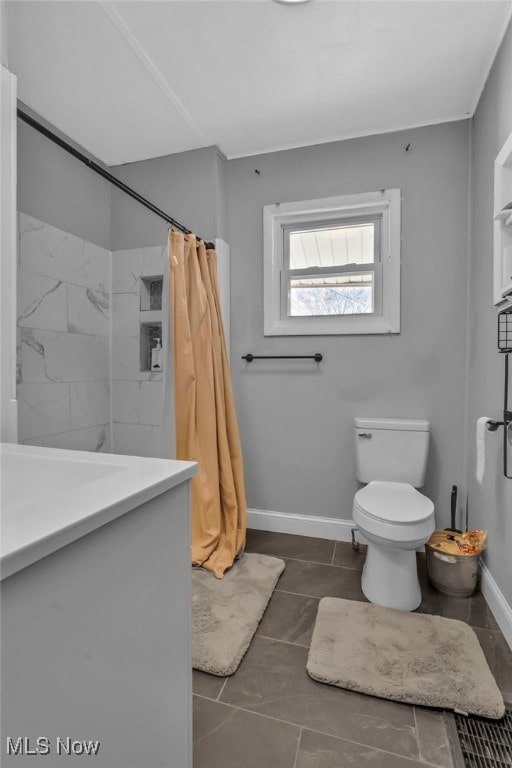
xmin=193 ymin=530 xmax=512 ymax=768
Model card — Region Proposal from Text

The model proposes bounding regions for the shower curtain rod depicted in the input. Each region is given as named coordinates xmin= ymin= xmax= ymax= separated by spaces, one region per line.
xmin=17 ymin=109 xmax=215 ymax=249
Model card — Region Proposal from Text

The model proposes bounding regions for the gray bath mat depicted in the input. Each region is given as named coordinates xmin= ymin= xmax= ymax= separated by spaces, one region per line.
xmin=307 ymin=597 xmax=505 ymax=719
xmin=192 ymin=553 xmax=285 ymax=676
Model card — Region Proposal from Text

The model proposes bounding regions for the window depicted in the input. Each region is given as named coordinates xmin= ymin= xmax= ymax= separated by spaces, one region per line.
xmin=263 ymin=190 xmax=401 ymax=335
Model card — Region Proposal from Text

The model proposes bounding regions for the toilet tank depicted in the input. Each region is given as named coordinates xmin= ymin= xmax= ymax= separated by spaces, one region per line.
xmin=354 ymin=417 xmax=430 ymax=487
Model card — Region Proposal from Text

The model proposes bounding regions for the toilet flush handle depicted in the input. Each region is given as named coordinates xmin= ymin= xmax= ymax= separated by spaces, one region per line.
xmin=358 ymin=432 xmax=372 ymax=439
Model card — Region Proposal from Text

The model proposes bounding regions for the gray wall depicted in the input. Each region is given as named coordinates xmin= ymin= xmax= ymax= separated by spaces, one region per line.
xmin=110 ymin=146 xmax=227 ymax=250
xmin=227 ymin=121 xmax=470 ymax=523
xmin=16 ymin=108 xmax=227 ymax=254
xmin=17 ymin=113 xmax=111 ymax=250
xmin=468 ymin=21 xmax=512 ymax=605
xmin=1 ymin=1 xmax=7 ymax=67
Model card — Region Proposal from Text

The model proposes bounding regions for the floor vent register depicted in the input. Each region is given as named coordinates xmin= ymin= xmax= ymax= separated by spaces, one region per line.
xmin=454 ymin=708 xmax=512 ymax=767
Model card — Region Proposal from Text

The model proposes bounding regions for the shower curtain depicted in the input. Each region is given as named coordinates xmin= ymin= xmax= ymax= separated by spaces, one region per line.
xmin=169 ymin=230 xmax=246 ymax=578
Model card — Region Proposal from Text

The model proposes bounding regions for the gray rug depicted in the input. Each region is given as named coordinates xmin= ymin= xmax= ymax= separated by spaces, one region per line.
xmin=192 ymin=552 xmax=285 ymax=676
xmin=307 ymin=597 xmax=505 ymax=719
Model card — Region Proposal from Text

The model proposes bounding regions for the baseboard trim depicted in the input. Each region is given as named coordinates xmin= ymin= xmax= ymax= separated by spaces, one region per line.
xmin=480 ymin=562 xmax=512 ymax=651
xmin=247 ymin=507 xmax=355 ymax=542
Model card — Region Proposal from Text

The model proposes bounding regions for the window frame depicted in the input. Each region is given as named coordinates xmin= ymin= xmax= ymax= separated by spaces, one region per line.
xmin=263 ymin=189 xmax=401 ymax=336
xmin=282 ymin=215 xmax=382 ymax=319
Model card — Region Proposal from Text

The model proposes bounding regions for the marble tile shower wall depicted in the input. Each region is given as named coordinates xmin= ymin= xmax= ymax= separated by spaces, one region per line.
xmin=16 ymin=214 xmax=169 ymax=458
xmin=111 ymin=245 xmax=167 ymax=459
xmin=17 ymin=213 xmax=111 ymax=452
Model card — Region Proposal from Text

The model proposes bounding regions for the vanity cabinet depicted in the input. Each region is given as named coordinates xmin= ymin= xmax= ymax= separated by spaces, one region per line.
xmin=1 ymin=444 xmax=195 ymax=768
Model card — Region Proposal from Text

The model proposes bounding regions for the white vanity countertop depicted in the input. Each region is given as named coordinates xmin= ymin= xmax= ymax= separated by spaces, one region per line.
xmin=1 ymin=443 xmax=197 ymax=580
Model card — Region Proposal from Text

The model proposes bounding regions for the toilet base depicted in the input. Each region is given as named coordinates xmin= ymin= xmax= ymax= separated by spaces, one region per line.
xmin=361 ymin=543 xmax=422 ymax=611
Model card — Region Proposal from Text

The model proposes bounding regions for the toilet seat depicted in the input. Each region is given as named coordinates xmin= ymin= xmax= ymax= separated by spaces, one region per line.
xmin=353 ymin=480 xmax=435 ymax=546
xmin=354 ymin=481 xmax=434 ymax=525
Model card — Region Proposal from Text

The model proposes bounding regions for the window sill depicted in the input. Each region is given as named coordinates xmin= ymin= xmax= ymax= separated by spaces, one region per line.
xmin=264 ymin=315 xmax=400 ymax=336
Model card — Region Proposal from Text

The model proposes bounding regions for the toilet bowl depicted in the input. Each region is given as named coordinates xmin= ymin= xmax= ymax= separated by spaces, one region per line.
xmin=353 ymin=481 xmax=435 ymax=611
xmin=352 ymin=416 xmax=435 ymax=610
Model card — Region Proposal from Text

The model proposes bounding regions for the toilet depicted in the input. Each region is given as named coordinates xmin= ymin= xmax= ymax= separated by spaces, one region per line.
xmin=352 ymin=417 xmax=435 ymax=611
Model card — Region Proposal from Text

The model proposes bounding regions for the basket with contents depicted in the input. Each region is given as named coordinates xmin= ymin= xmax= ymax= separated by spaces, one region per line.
xmin=425 ymin=529 xmax=487 ymax=598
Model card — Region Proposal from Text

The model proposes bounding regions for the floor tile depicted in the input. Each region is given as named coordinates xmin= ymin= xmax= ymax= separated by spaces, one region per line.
xmin=193 ymin=669 xmax=226 ymax=699
xmin=296 ymin=729 xmax=431 ymax=768
xmin=332 ymin=540 xmax=366 ymax=570
xmin=220 ymin=636 xmax=419 ymax=759
xmin=246 ymin=529 xmax=335 ymax=565
xmin=417 ymin=583 xmax=499 ymax=630
xmin=257 ymin=590 xmax=319 ymax=647
xmin=414 ymin=708 xmax=454 ymax=768
xmin=193 ymin=695 xmax=299 ymax=768
xmin=277 ymin=559 xmax=365 ymax=601
xmin=192 ymin=530 xmax=508 ymax=768
xmin=474 ymin=626 xmax=512 ymax=698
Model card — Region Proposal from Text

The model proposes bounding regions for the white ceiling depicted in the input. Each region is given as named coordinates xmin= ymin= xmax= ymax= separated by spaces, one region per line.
xmin=6 ymin=0 xmax=512 ymax=165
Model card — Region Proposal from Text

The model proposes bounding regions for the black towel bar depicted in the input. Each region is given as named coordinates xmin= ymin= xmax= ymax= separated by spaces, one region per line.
xmin=242 ymin=353 xmax=323 ymax=362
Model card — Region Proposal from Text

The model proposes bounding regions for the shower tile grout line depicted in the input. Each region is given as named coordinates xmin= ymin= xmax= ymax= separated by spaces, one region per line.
xmin=192 ymin=692 xmax=443 ymax=767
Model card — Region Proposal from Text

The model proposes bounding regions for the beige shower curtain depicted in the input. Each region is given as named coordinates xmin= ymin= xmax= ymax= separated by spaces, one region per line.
xmin=169 ymin=230 xmax=246 ymax=578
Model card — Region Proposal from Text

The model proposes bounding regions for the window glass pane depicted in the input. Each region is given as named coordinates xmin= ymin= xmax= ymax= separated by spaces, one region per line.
xmin=289 ymin=223 xmax=374 ymax=270
xmin=289 ymin=274 xmax=373 ymax=316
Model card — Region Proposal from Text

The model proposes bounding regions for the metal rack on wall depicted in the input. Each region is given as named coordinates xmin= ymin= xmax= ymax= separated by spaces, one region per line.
xmin=489 ymin=306 xmax=512 ymax=478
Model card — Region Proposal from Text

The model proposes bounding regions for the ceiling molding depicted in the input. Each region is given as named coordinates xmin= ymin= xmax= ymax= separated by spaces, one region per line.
xmin=99 ymin=1 xmax=209 ymax=148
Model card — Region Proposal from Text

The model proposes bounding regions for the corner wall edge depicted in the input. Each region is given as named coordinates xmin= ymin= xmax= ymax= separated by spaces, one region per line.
xmin=480 ymin=561 xmax=512 ymax=651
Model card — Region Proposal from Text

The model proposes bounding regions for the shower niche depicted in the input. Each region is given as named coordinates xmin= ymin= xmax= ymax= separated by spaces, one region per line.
xmin=140 ymin=322 xmax=162 ymax=372
xmin=141 ymin=276 xmax=163 ymax=311
xmin=140 ymin=276 xmax=163 ymax=372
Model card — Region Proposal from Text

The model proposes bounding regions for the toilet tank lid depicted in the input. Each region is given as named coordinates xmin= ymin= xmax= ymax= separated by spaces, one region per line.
xmin=354 ymin=417 xmax=430 ymax=432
